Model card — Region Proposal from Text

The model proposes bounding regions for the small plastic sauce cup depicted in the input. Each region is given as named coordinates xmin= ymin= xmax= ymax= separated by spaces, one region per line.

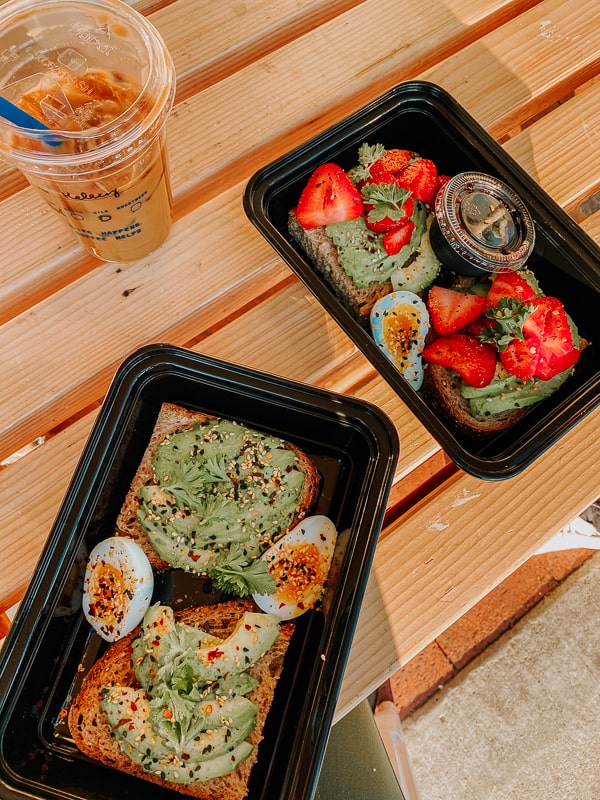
xmin=430 ymin=172 xmax=535 ymax=276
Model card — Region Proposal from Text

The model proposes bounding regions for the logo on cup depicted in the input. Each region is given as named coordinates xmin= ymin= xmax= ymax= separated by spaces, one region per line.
xmin=70 ymin=23 xmax=117 ymax=57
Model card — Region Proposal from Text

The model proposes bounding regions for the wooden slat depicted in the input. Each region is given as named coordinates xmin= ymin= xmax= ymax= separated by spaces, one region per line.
xmin=423 ymin=0 xmax=600 ymax=139
xmin=502 ymin=78 xmax=600 ymax=216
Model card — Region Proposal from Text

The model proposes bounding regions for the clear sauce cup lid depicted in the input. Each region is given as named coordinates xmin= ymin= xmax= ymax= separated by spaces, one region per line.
xmin=432 ymin=172 xmax=535 ymax=275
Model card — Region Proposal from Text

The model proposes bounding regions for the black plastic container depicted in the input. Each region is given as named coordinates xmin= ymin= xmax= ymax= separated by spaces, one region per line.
xmin=244 ymin=80 xmax=600 ymax=479
xmin=0 ymin=344 xmax=398 ymax=800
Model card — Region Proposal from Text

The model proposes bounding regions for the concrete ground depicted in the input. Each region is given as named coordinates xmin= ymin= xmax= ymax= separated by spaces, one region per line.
xmin=393 ymin=512 xmax=600 ymax=800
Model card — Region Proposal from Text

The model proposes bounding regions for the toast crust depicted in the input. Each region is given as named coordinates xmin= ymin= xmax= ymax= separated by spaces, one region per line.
xmin=422 ymin=363 xmax=526 ymax=436
xmin=288 ymin=210 xmax=393 ymax=325
xmin=68 ymin=599 xmax=294 ymax=800
xmin=115 ymin=402 xmax=321 ymax=570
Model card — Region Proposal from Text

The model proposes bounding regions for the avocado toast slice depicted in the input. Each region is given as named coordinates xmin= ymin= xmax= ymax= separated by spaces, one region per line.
xmin=115 ymin=403 xmax=321 ymax=594
xmin=68 ymin=599 xmax=294 ymax=800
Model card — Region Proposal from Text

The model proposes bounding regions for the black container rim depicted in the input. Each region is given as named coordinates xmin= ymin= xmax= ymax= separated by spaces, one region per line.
xmin=0 ymin=343 xmax=399 ymax=800
xmin=243 ymin=79 xmax=600 ymax=479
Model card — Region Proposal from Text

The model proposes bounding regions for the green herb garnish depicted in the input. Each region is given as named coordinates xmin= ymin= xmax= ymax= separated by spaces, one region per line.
xmin=347 ymin=143 xmax=386 ymax=183
xmin=479 ymin=297 xmax=534 ymax=351
xmin=207 ymin=543 xmax=276 ymax=597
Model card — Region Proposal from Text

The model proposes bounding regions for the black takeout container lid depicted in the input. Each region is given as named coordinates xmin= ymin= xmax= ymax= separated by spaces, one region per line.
xmin=243 ymin=80 xmax=600 ymax=479
xmin=0 ymin=344 xmax=398 ymax=800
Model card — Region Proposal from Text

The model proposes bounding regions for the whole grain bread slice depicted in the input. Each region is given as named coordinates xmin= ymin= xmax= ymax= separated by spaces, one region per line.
xmin=115 ymin=402 xmax=321 ymax=571
xmin=422 ymin=363 xmax=526 ymax=436
xmin=68 ymin=598 xmax=294 ymax=800
xmin=288 ymin=209 xmax=393 ymax=326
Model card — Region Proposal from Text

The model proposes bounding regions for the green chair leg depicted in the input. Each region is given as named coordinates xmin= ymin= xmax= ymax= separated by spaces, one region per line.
xmin=315 ymin=700 xmax=407 ymax=800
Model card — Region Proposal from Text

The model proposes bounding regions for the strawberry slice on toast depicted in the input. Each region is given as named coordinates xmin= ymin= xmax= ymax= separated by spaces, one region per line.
xmin=422 ymin=333 xmax=497 ymax=388
xmin=427 ymin=285 xmax=486 ymax=335
xmin=396 ymin=158 xmax=438 ymax=205
xmin=484 ymin=269 xmax=536 ymax=310
xmin=295 ymin=163 xmax=363 ymax=229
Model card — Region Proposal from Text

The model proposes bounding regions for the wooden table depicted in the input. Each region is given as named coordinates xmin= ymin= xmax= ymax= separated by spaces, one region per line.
xmin=1 ymin=0 xmax=599 ymax=723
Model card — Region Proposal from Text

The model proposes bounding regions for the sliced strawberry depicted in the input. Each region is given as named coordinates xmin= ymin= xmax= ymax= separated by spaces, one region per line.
xmin=522 ymin=296 xmax=571 ymax=344
xmin=295 ymin=163 xmax=363 ymax=229
xmin=484 ymin=270 xmax=536 ymax=310
xmin=422 ymin=334 xmax=497 ymax=388
xmin=536 ymin=346 xmax=580 ymax=379
xmin=396 ymin=158 xmax=438 ymax=204
xmin=382 ymin=219 xmax=415 ymax=255
xmin=522 ymin=296 xmax=579 ymax=379
xmin=467 ymin=315 xmax=496 ymax=340
xmin=370 ymin=148 xmax=412 ymax=183
xmin=521 ymin=296 xmax=548 ymax=341
xmin=365 ymin=194 xmax=414 ymax=233
xmin=500 ymin=336 xmax=540 ymax=380
xmin=427 ymin=285 xmax=486 ymax=336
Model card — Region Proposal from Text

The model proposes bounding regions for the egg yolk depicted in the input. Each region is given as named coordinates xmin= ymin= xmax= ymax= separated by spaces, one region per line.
xmin=86 ymin=561 xmax=130 ymax=629
xmin=269 ymin=542 xmax=326 ymax=609
xmin=382 ymin=306 xmax=421 ymax=372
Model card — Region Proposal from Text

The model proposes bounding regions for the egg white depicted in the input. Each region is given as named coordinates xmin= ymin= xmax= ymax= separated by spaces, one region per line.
xmin=253 ymin=515 xmax=337 ymax=620
xmin=82 ymin=536 xmax=154 ymax=641
xmin=370 ymin=290 xmax=430 ymax=390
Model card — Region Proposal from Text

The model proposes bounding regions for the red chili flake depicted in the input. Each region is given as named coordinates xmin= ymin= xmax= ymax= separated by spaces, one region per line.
xmin=206 ymin=647 xmax=225 ymax=662
xmin=163 ymin=708 xmax=173 ymax=719
xmin=114 ymin=718 xmax=132 ymax=729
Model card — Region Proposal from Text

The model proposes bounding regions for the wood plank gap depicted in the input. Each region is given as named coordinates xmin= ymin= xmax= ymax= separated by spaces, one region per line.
xmin=382 ymin=453 xmax=458 ymax=533
xmin=182 ymin=271 xmax=298 ymax=348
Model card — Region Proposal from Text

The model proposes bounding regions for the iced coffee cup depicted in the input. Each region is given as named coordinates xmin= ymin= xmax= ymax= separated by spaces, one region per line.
xmin=0 ymin=0 xmax=176 ymax=262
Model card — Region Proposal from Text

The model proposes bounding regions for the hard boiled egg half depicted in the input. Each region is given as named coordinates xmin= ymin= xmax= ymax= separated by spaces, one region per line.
xmin=82 ymin=536 xmax=154 ymax=641
xmin=253 ymin=515 xmax=337 ymax=620
xmin=370 ymin=290 xmax=430 ymax=390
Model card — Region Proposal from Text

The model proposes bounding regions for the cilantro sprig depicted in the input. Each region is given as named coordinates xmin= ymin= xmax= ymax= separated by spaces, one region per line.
xmin=479 ymin=297 xmax=534 ymax=351
xmin=347 ymin=143 xmax=386 ymax=183
xmin=207 ymin=543 xmax=276 ymax=597
xmin=360 ymin=181 xmax=411 ymax=224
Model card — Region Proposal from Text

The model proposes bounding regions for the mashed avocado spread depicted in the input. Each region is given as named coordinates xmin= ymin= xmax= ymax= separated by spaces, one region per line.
xmin=137 ymin=418 xmax=306 ymax=576
xmin=326 ymin=201 xmax=427 ymax=288
xmin=101 ymin=605 xmax=281 ymax=784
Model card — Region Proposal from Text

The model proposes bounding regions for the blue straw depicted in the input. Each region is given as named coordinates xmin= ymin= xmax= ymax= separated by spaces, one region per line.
xmin=0 ymin=96 xmax=62 ymax=146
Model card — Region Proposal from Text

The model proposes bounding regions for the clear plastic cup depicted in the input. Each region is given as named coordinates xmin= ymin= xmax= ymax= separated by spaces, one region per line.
xmin=0 ymin=0 xmax=176 ymax=262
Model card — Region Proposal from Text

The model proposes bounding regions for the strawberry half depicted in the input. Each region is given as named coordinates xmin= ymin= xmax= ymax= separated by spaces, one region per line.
xmin=382 ymin=219 xmax=415 ymax=255
xmin=523 ymin=296 xmax=580 ymax=379
xmin=427 ymin=285 xmax=486 ymax=336
xmin=484 ymin=270 xmax=536 ymax=310
xmin=499 ymin=336 xmax=540 ymax=380
xmin=370 ymin=148 xmax=412 ymax=183
xmin=396 ymin=158 xmax=438 ymax=205
xmin=422 ymin=334 xmax=497 ymax=388
xmin=295 ymin=163 xmax=363 ymax=229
